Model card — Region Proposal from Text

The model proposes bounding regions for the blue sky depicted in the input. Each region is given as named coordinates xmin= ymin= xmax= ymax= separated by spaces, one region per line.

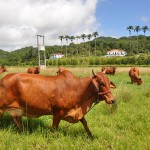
xmin=96 ymin=0 xmax=150 ymax=37
xmin=0 ymin=0 xmax=150 ymax=51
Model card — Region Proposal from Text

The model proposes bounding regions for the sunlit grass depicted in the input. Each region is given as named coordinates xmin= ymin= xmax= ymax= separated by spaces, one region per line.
xmin=0 ymin=66 xmax=149 ymax=149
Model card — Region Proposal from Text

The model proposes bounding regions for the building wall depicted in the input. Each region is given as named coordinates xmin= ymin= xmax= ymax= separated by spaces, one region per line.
xmin=107 ymin=50 xmax=127 ymax=56
xmin=50 ymin=54 xmax=64 ymax=59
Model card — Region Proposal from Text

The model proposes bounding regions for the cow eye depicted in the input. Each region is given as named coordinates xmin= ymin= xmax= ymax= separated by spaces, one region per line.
xmin=99 ymin=81 xmax=105 ymax=86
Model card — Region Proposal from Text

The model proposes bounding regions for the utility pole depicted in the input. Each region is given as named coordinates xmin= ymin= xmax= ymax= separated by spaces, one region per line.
xmin=37 ymin=34 xmax=46 ymax=69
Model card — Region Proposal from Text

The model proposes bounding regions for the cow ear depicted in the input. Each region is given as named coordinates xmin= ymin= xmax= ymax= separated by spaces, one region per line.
xmin=110 ymin=81 xmax=116 ymax=88
xmin=92 ymin=79 xmax=99 ymax=92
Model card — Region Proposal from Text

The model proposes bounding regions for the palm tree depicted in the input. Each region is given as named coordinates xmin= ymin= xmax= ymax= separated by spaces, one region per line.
xmin=64 ymin=35 xmax=70 ymax=57
xmin=87 ymin=34 xmax=92 ymax=57
xmin=58 ymin=35 xmax=64 ymax=49
xmin=76 ymin=35 xmax=80 ymax=43
xmin=80 ymin=34 xmax=86 ymax=42
xmin=142 ymin=25 xmax=149 ymax=35
xmin=134 ymin=26 xmax=141 ymax=53
xmin=76 ymin=35 xmax=80 ymax=55
xmin=69 ymin=36 xmax=75 ymax=56
xmin=92 ymin=31 xmax=99 ymax=56
xmin=69 ymin=36 xmax=75 ymax=43
xmin=80 ymin=34 xmax=86 ymax=57
xmin=127 ymin=25 xmax=133 ymax=53
xmin=141 ymin=26 xmax=149 ymax=52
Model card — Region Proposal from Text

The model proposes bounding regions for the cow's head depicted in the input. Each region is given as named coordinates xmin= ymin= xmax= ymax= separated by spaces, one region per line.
xmin=92 ymin=70 xmax=116 ymax=104
xmin=137 ymin=78 xmax=142 ymax=85
xmin=133 ymin=72 xmax=142 ymax=85
xmin=1 ymin=66 xmax=7 ymax=72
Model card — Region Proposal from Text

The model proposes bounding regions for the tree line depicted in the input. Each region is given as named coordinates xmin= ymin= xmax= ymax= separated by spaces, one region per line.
xmin=0 ymin=29 xmax=150 ymax=66
xmin=58 ymin=31 xmax=99 ymax=57
xmin=126 ymin=25 xmax=149 ymax=53
xmin=57 ymin=26 xmax=150 ymax=57
xmin=47 ymin=55 xmax=150 ymax=66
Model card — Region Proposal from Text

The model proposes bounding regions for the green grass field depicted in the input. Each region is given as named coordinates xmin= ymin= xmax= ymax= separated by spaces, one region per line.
xmin=0 ymin=66 xmax=150 ymax=150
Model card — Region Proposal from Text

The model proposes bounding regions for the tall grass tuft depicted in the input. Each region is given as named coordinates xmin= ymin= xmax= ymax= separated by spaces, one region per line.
xmin=115 ymin=85 xmax=132 ymax=103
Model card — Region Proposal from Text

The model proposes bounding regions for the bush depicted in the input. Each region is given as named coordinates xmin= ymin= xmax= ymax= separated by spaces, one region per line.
xmin=95 ymin=58 xmax=101 ymax=65
xmin=71 ymin=59 xmax=78 ymax=65
xmin=20 ymin=54 xmax=150 ymax=67
xmin=136 ymin=55 xmax=145 ymax=65
xmin=89 ymin=58 xmax=94 ymax=65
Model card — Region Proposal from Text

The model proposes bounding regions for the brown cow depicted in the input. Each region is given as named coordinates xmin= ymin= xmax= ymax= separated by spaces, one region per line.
xmin=0 ymin=66 xmax=7 ymax=74
xmin=0 ymin=70 xmax=116 ymax=137
xmin=129 ymin=67 xmax=142 ymax=85
xmin=101 ymin=66 xmax=117 ymax=75
xmin=27 ymin=66 xmax=40 ymax=74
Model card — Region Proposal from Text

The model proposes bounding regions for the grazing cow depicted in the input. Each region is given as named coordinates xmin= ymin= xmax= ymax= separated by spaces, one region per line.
xmin=0 ymin=66 xmax=7 ymax=75
xmin=101 ymin=66 xmax=117 ymax=75
xmin=27 ymin=66 xmax=40 ymax=74
xmin=0 ymin=69 xmax=116 ymax=137
xmin=129 ymin=67 xmax=142 ymax=85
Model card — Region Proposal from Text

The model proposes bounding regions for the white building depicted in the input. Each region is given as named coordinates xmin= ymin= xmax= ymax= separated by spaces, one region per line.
xmin=106 ymin=49 xmax=127 ymax=57
xmin=50 ymin=53 xmax=64 ymax=59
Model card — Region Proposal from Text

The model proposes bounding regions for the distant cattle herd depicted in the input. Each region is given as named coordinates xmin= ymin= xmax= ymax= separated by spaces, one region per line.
xmin=0 ymin=65 xmax=143 ymax=137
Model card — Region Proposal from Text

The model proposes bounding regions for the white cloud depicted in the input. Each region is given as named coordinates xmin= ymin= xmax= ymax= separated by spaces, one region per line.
xmin=0 ymin=0 xmax=100 ymax=51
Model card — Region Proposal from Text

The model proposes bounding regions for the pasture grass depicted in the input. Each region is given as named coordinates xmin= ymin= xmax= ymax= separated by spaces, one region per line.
xmin=0 ymin=66 xmax=150 ymax=150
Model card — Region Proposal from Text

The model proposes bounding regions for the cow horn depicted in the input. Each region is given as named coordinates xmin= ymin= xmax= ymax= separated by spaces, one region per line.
xmin=102 ymin=69 xmax=106 ymax=74
xmin=92 ymin=69 xmax=96 ymax=76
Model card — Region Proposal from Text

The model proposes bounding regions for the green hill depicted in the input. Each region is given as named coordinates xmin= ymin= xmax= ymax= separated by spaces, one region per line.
xmin=0 ymin=35 xmax=150 ymax=66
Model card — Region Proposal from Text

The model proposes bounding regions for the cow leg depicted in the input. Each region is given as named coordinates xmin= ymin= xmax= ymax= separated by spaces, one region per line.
xmin=52 ymin=115 xmax=61 ymax=130
xmin=52 ymin=110 xmax=64 ymax=130
xmin=13 ymin=116 xmax=23 ymax=131
xmin=130 ymin=78 xmax=134 ymax=84
xmin=80 ymin=117 xmax=93 ymax=138
xmin=0 ymin=110 xmax=4 ymax=118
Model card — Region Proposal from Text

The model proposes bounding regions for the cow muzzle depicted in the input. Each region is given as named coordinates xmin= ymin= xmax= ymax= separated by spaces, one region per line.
xmin=106 ymin=99 xmax=116 ymax=104
xmin=111 ymin=100 xmax=115 ymax=104
xmin=98 ymin=91 xmax=115 ymax=104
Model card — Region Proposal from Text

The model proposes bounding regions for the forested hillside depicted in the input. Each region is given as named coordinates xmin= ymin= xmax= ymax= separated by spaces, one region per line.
xmin=0 ymin=35 xmax=150 ymax=66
